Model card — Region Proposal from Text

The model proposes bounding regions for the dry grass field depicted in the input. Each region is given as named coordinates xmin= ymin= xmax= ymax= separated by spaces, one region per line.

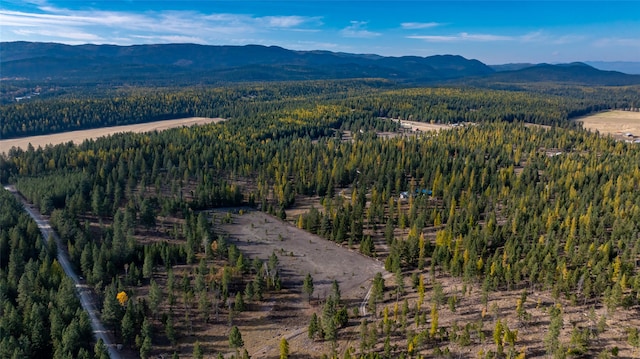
xmin=0 ymin=117 xmax=226 ymax=154
xmin=576 ymin=110 xmax=640 ymax=140
xmin=393 ymin=119 xmax=454 ymax=132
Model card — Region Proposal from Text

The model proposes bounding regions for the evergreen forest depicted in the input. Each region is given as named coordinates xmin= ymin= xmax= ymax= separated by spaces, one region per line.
xmin=1 ymin=80 xmax=640 ymax=358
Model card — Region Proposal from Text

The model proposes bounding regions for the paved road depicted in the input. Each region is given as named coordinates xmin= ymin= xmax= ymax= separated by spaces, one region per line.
xmin=4 ymin=185 xmax=121 ymax=359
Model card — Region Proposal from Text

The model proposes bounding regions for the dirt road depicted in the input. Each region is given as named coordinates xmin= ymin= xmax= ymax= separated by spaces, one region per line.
xmin=4 ymin=185 xmax=122 ymax=359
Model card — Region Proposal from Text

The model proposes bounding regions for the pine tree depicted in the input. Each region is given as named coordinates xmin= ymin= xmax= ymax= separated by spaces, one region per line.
xmin=101 ymin=283 xmax=122 ymax=332
xmin=148 ymin=279 xmax=162 ymax=318
xmin=234 ymin=292 xmax=245 ymax=312
xmin=94 ymin=339 xmax=109 ymax=359
xmin=121 ymin=303 xmax=136 ymax=346
xmin=303 ymin=273 xmax=315 ymax=303
xmin=165 ymin=314 xmax=176 ymax=347
xmin=142 ymin=251 xmax=154 ymax=279
xmin=279 ymin=337 xmax=290 ymax=359
xmin=193 ymin=341 xmax=203 ymax=359
xmin=229 ymin=326 xmax=244 ymax=348
xmin=309 ymin=313 xmax=320 ymax=340
xmin=324 ymin=316 xmax=337 ymax=342
xmin=493 ymin=319 xmax=504 ymax=355
xmin=545 ymin=304 xmax=563 ymax=356
xmin=140 ymin=335 xmax=152 ymax=359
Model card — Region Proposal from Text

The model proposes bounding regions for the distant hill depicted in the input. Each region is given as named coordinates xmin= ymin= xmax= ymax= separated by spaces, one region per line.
xmin=0 ymin=41 xmax=493 ymax=84
xmin=489 ymin=63 xmax=536 ymax=72
xmin=585 ymin=61 xmax=640 ymax=75
xmin=2 ymin=42 xmax=640 ymax=86
xmin=466 ymin=62 xmax=640 ymax=86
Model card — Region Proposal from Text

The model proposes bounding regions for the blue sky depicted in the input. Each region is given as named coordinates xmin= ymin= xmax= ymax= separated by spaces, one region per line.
xmin=1 ymin=1 xmax=639 ymax=64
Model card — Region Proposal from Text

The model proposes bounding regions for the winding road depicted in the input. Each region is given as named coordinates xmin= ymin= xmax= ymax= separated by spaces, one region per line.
xmin=4 ymin=185 xmax=121 ymax=359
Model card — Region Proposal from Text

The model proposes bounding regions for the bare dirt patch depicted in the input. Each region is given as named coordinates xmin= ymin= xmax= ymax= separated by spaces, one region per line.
xmin=576 ymin=110 xmax=640 ymax=141
xmin=0 ymin=117 xmax=226 ymax=154
xmin=212 ymin=209 xmax=387 ymax=358
xmin=215 ymin=209 xmax=385 ymax=304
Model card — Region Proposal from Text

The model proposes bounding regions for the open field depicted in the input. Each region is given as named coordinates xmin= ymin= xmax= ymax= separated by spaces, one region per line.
xmin=372 ymin=118 xmax=454 ymax=139
xmin=393 ymin=118 xmax=455 ymax=132
xmin=212 ymin=209 xmax=386 ymax=358
xmin=576 ymin=110 xmax=640 ymax=140
xmin=0 ymin=117 xmax=226 ymax=154
xmin=215 ymin=209 xmax=385 ymax=306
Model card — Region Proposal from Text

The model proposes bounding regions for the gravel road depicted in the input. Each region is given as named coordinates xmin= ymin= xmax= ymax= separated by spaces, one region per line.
xmin=4 ymin=185 xmax=122 ymax=359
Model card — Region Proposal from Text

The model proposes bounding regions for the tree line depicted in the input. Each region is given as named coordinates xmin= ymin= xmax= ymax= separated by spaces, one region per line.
xmin=3 ymin=80 xmax=638 ymax=139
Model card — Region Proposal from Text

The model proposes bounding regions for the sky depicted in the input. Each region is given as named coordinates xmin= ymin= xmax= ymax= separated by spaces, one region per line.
xmin=1 ymin=1 xmax=639 ymax=64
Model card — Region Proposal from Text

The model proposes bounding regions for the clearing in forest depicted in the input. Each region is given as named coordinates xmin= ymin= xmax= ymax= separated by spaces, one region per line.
xmin=215 ymin=209 xmax=384 ymax=303
xmin=0 ymin=117 xmax=226 ymax=154
xmin=576 ymin=110 xmax=640 ymax=140
xmin=212 ymin=209 xmax=386 ymax=358
xmin=392 ymin=118 xmax=455 ymax=132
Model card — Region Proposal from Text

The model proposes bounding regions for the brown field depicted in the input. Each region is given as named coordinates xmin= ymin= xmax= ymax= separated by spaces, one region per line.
xmin=576 ymin=110 xmax=640 ymax=140
xmin=0 ymin=117 xmax=226 ymax=154
xmin=211 ymin=209 xmax=386 ymax=358
xmin=393 ymin=118 xmax=455 ymax=132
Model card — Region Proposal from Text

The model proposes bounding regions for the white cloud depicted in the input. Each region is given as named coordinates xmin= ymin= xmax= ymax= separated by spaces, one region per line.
xmin=0 ymin=9 xmax=156 ymax=29
xmin=284 ymin=40 xmax=340 ymax=50
xmin=551 ymin=35 xmax=585 ymax=45
xmin=593 ymin=37 xmax=640 ymax=48
xmin=401 ymin=22 xmax=441 ymax=30
xmin=520 ymin=31 xmax=545 ymax=42
xmin=130 ymin=35 xmax=206 ymax=44
xmin=13 ymin=28 xmax=104 ymax=41
xmin=0 ymin=6 xmax=322 ymax=45
xmin=340 ymin=21 xmax=380 ymax=38
xmin=261 ymin=16 xmax=307 ymax=28
xmin=408 ymin=32 xmax=512 ymax=42
xmin=407 ymin=30 xmax=585 ymax=44
xmin=517 ymin=31 xmax=585 ymax=45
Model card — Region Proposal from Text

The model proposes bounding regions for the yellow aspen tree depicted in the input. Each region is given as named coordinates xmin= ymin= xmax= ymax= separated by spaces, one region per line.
xmin=117 ymin=291 xmax=128 ymax=306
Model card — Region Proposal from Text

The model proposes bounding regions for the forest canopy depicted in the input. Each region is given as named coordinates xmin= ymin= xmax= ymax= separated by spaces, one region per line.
xmin=1 ymin=80 xmax=640 ymax=358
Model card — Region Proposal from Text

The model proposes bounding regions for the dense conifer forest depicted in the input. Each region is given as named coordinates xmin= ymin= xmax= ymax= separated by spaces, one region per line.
xmin=0 ymin=190 xmax=104 ymax=358
xmin=1 ymin=80 xmax=640 ymax=358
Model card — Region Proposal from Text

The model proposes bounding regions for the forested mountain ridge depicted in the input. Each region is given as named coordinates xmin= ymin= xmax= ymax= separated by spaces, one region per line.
xmin=469 ymin=62 xmax=640 ymax=86
xmin=4 ymin=41 xmax=640 ymax=87
xmin=1 ymin=41 xmax=492 ymax=83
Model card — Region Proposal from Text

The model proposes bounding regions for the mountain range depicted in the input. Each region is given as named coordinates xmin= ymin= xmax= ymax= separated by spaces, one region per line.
xmin=2 ymin=41 xmax=640 ymax=86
